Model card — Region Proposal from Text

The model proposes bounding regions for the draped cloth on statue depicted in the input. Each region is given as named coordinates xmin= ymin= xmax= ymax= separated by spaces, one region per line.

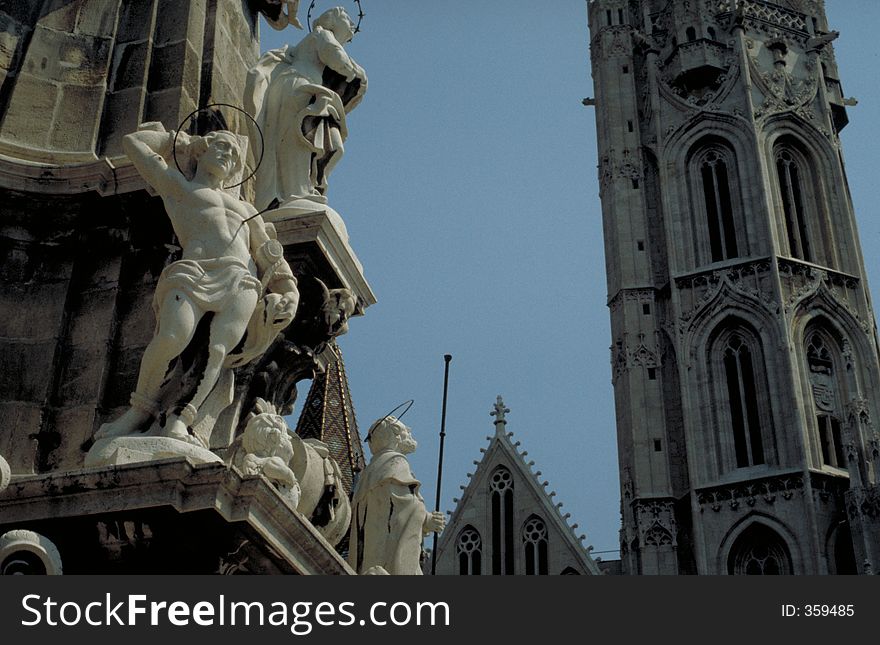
xmin=348 ymin=451 xmax=428 ymax=575
xmin=153 ymin=257 xmax=260 ymax=314
xmin=244 ymin=39 xmax=365 ymax=212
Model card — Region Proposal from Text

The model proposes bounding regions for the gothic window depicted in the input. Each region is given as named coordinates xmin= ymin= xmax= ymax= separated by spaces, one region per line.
xmin=456 ymin=526 xmax=482 ymax=575
xmin=489 ymin=466 xmax=514 ymax=574
xmin=723 ymin=334 xmax=765 ymax=468
xmin=709 ymin=322 xmax=776 ymax=473
xmin=727 ymin=524 xmax=792 ymax=575
xmin=776 ymin=148 xmax=813 ymax=262
xmin=522 ymin=515 xmax=549 ymax=575
xmin=805 ymin=329 xmax=847 ymax=468
xmin=686 ymin=26 xmax=697 ymax=41
xmin=708 ymin=26 xmax=717 ymax=41
xmin=692 ymin=145 xmax=741 ymax=264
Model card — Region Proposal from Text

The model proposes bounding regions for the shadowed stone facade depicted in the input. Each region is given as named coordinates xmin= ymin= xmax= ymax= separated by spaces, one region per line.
xmin=588 ymin=0 xmax=880 ymax=574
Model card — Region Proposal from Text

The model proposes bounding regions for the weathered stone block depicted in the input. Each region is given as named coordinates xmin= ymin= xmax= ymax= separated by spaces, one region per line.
xmin=0 ymin=12 xmax=28 ymax=71
xmin=43 ymin=405 xmax=96 ymax=471
xmin=154 ymin=0 xmax=205 ymax=47
xmin=102 ymin=345 xmax=147 ymax=408
xmin=23 ymin=26 xmax=112 ymax=85
xmin=109 ymin=39 xmax=150 ymax=92
xmin=99 ymin=87 xmax=147 ymax=156
xmin=57 ymin=345 xmax=107 ymax=405
xmin=0 ymin=2 xmax=42 ymax=27
xmin=116 ymin=0 xmax=156 ymax=43
xmin=147 ymin=40 xmax=201 ymax=96
xmin=0 ymin=281 xmax=69 ymax=339
xmin=38 ymin=0 xmax=79 ymax=32
xmin=67 ymin=289 xmax=118 ymax=346
xmin=0 ymin=73 xmax=57 ymax=146
xmin=74 ymin=0 xmax=121 ymax=38
xmin=145 ymin=86 xmax=197 ymax=130
xmin=0 ymin=402 xmax=41 ymax=474
xmin=0 ymin=339 xmax=56 ymax=402
xmin=49 ymin=83 xmax=105 ymax=151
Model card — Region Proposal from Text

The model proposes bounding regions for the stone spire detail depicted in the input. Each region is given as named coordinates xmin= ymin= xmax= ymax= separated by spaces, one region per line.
xmin=490 ymin=395 xmax=510 ymax=434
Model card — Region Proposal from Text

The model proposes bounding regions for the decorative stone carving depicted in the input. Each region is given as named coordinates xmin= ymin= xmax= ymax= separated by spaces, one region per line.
xmin=697 ymin=474 xmax=804 ymax=512
xmin=0 ymin=530 xmax=63 ymax=575
xmin=231 ymin=399 xmax=302 ymax=509
xmin=748 ymin=42 xmax=819 ymax=121
xmin=676 ymin=259 xmax=776 ymax=329
xmin=609 ymin=330 xmax=662 ymax=382
xmin=244 ymin=7 xmax=367 ymax=212
xmin=633 ymin=499 xmax=677 ymax=548
xmin=846 ymin=486 xmax=880 ymax=520
xmin=229 ymin=399 xmax=351 ymax=546
xmin=92 ymin=124 xmax=300 ymax=455
xmin=348 ymin=416 xmax=445 ymax=575
xmin=245 ymin=277 xmax=358 ymax=417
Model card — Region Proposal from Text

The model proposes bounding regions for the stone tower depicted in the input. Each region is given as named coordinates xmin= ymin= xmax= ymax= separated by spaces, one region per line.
xmin=587 ymin=0 xmax=880 ymax=574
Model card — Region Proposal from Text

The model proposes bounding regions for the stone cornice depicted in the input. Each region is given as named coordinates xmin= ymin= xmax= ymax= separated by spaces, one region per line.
xmin=0 ymin=459 xmax=352 ymax=575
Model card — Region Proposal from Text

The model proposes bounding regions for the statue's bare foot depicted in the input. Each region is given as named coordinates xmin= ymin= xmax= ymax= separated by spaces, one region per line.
xmin=162 ymin=416 xmax=205 ymax=448
xmin=94 ymin=408 xmax=151 ymax=440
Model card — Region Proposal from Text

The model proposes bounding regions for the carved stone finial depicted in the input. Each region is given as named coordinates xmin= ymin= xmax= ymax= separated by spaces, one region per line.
xmin=490 ymin=395 xmax=510 ymax=430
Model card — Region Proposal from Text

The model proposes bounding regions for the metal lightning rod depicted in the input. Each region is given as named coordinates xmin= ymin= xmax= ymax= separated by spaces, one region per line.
xmin=431 ymin=354 xmax=452 ymax=575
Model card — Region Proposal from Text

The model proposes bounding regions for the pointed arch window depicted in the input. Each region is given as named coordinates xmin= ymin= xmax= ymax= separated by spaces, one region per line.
xmin=456 ymin=526 xmax=482 ymax=575
xmin=723 ymin=334 xmax=765 ymax=467
xmin=776 ymin=148 xmax=813 ymax=262
xmin=727 ymin=524 xmax=792 ymax=575
xmin=692 ymin=145 xmax=741 ymax=263
xmin=710 ymin=322 xmax=775 ymax=472
xmin=522 ymin=515 xmax=549 ymax=575
xmin=806 ymin=329 xmax=847 ymax=468
xmin=489 ymin=466 xmax=514 ymax=574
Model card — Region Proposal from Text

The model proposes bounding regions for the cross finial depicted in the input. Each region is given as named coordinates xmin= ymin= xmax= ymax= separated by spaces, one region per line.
xmin=490 ymin=395 xmax=510 ymax=430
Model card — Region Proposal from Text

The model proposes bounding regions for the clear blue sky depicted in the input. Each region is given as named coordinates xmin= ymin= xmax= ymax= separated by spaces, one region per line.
xmin=260 ymin=2 xmax=880 ymax=560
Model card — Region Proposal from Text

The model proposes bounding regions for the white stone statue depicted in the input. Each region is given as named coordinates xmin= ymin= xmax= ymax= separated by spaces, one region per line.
xmin=230 ymin=399 xmax=351 ymax=545
xmin=95 ymin=123 xmax=299 ymax=448
xmin=348 ymin=416 xmax=445 ymax=575
xmin=232 ymin=400 xmax=301 ymax=509
xmin=244 ymin=6 xmax=367 ymax=212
